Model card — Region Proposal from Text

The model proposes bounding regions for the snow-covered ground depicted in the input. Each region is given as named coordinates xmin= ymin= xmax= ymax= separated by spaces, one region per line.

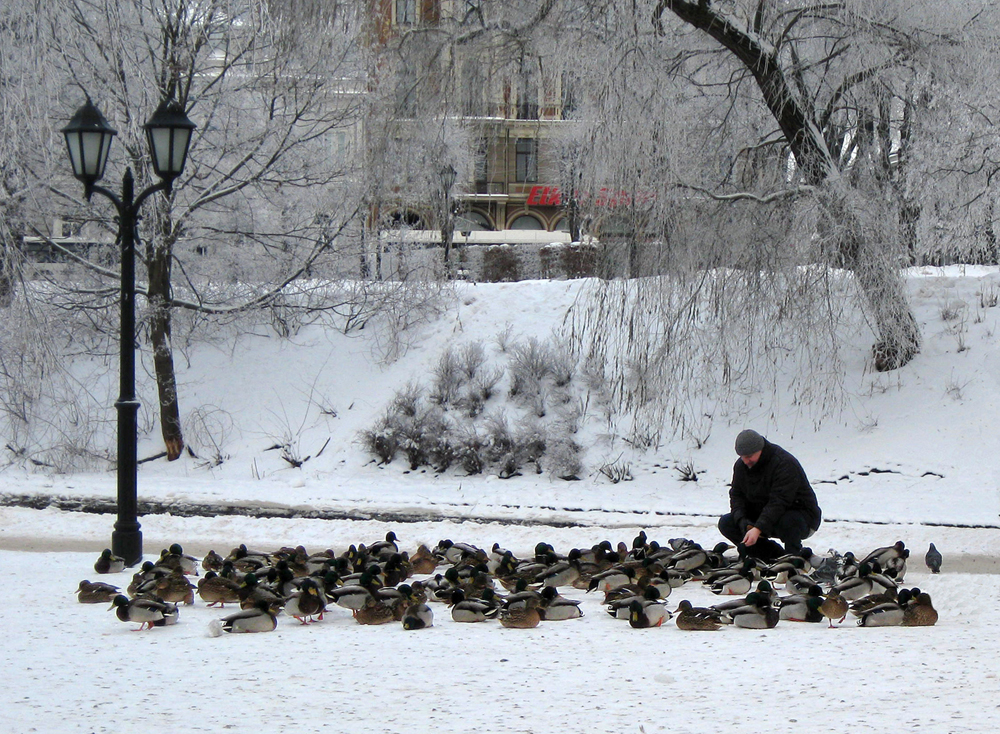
xmin=2 ymin=267 xmax=1000 ymax=732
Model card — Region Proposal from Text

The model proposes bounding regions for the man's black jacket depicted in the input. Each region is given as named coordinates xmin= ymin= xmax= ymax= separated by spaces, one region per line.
xmin=729 ymin=440 xmax=821 ymax=536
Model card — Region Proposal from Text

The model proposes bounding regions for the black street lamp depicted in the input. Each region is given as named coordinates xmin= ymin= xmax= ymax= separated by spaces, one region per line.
xmin=62 ymin=97 xmax=195 ymax=567
xmin=440 ymin=163 xmax=457 ymax=274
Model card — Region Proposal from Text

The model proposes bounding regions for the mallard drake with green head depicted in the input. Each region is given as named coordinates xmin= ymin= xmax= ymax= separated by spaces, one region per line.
xmin=777 ymin=585 xmax=825 ymax=623
xmin=367 ymin=531 xmax=399 ymax=559
xmin=606 ymin=585 xmax=658 ymax=620
xmin=237 ymin=572 xmax=284 ymax=610
xmin=227 ymin=544 xmax=273 ymax=574
xmin=448 ymin=588 xmax=499 ymax=622
xmin=502 ymin=578 xmax=544 ymax=611
xmin=860 ymin=541 xmax=907 ymax=572
xmin=587 ymin=565 xmax=636 ymax=594
xmin=283 ymin=578 xmax=326 ymax=624
xmin=627 ymin=596 xmax=670 ymax=628
xmin=849 ymin=588 xmax=907 ymax=617
xmin=158 ymin=543 xmax=199 ymax=576
xmin=126 ymin=561 xmax=162 ymax=596
xmin=537 ymin=549 xmax=583 ymax=588
xmin=109 ymin=595 xmax=178 ymax=631
xmin=831 ymin=563 xmax=875 ymax=601
xmin=208 ymin=599 xmax=278 ymax=635
xmin=857 ymin=601 xmax=904 ymax=627
xmin=708 ymin=567 xmax=757 ymax=596
xmin=94 ymin=549 xmax=126 ymax=575
xmin=538 ymin=585 xmax=583 ymax=620
xmin=326 ymin=569 xmax=380 ymax=611
xmin=401 ymin=602 xmax=434 ymax=630
xmin=783 ymin=570 xmax=822 ymax=595
xmin=726 ymin=592 xmax=779 ymax=629
xmin=434 ymin=539 xmax=488 ymax=566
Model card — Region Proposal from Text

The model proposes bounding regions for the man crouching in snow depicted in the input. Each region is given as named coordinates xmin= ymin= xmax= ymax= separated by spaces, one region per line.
xmin=718 ymin=429 xmax=822 ymax=562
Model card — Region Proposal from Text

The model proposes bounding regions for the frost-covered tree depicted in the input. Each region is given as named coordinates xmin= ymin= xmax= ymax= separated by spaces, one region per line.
xmin=416 ymin=0 xmax=1000 ymax=445
xmin=31 ymin=0 xmax=372 ymax=460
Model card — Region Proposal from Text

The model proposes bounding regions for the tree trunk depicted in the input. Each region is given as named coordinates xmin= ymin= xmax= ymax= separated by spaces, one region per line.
xmin=0 ymin=244 xmax=14 ymax=308
xmin=657 ymin=0 xmax=921 ymax=369
xmin=822 ymin=187 xmax=920 ymax=370
xmin=146 ymin=238 xmax=183 ymax=461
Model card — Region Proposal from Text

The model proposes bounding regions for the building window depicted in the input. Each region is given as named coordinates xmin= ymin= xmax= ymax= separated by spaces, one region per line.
xmin=517 ymin=62 xmax=539 ymax=120
xmin=330 ymin=130 xmax=349 ymax=166
xmin=455 ymin=211 xmax=492 ymax=231
xmin=515 ymin=138 xmax=538 ymax=183
xmin=510 ymin=214 xmax=544 ymax=230
xmin=475 ymin=138 xmax=489 ymax=185
xmin=462 ymin=62 xmax=486 ymax=117
xmin=560 ymin=72 xmax=577 ymax=119
xmin=395 ymin=0 xmax=416 ymax=25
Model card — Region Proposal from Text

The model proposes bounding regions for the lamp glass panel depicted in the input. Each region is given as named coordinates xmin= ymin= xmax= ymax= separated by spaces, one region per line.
xmin=149 ymin=126 xmax=192 ymax=175
xmin=170 ymin=127 xmax=191 ymax=172
xmin=65 ymin=133 xmax=83 ymax=176
xmin=149 ymin=127 xmax=172 ymax=173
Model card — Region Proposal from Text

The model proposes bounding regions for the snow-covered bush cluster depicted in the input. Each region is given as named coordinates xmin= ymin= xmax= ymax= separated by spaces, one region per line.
xmin=359 ymin=334 xmax=585 ymax=479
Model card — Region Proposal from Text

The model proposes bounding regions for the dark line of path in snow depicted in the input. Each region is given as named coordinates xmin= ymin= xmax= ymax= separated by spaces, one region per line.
xmin=2 ymin=491 xmax=998 ymax=530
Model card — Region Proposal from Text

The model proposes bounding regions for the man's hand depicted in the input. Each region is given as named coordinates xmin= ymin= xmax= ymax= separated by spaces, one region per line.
xmin=742 ymin=526 xmax=762 ymax=547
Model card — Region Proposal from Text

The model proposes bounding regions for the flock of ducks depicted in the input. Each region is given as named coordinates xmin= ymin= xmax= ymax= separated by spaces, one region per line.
xmin=77 ymin=534 xmax=940 ymax=634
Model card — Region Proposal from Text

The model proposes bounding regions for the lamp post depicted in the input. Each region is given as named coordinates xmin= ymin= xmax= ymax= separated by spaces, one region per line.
xmin=440 ymin=163 xmax=457 ymax=275
xmin=62 ymin=97 xmax=195 ymax=567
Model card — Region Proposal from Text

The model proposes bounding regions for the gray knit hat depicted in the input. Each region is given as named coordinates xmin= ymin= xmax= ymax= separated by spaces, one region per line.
xmin=735 ymin=429 xmax=765 ymax=456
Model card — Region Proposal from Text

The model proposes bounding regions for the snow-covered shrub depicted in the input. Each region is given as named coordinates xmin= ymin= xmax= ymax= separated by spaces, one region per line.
xmin=358 ymin=410 xmax=401 ymax=465
xmin=391 ymin=381 xmax=423 ymax=417
xmin=359 ymin=331 xmax=588 ymax=479
xmin=494 ymin=323 xmax=516 ymax=353
xmin=429 ymin=347 xmax=464 ymax=406
xmin=560 ymin=244 xmax=599 ymax=278
xmin=482 ymin=245 xmax=521 ymax=282
xmin=510 ymin=337 xmax=554 ymax=384
xmin=481 ymin=410 xmax=516 ymax=463
xmin=543 ymin=436 xmax=583 ymax=481
xmin=462 ymin=365 xmax=504 ymax=417
xmin=457 ymin=342 xmax=487 ymax=380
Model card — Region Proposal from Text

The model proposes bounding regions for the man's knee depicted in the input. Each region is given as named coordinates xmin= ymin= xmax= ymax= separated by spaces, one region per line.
xmin=774 ymin=511 xmax=810 ymax=546
xmin=718 ymin=513 xmax=742 ymax=543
